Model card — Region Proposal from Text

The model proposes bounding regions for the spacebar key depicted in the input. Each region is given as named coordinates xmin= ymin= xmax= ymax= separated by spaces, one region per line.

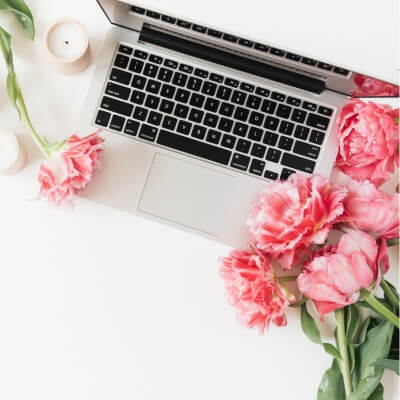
xmin=157 ymin=130 xmax=231 ymax=165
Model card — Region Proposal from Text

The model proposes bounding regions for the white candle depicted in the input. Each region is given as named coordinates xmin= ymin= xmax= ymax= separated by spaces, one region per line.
xmin=0 ymin=131 xmax=26 ymax=175
xmin=45 ymin=18 xmax=91 ymax=74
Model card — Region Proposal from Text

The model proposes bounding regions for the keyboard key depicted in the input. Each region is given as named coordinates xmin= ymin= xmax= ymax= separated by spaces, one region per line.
xmin=266 ymin=148 xmax=281 ymax=163
xmin=133 ymin=106 xmax=148 ymax=121
xmin=189 ymin=93 xmax=205 ymax=108
xmin=124 ymin=119 xmax=139 ymax=136
xmin=148 ymin=111 xmax=163 ymax=126
xmin=101 ymin=96 xmax=133 ymax=116
xmin=287 ymin=96 xmax=301 ymax=106
xmin=264 ymin=170 xmax=278 ymax=180
xmin=110 ymin=68 xmax=132 ymax=85
xmin=236 ymin=139 xmax=251 ymax=154
xmin=249 ymin=111 xmax=264 ymax=126
xmin=131 ymin=75 xmax=146 ymax=89
xmin=106 ymin=82 xmax=131 ymax=100
xmin=291 ymin=108 xmax=307 ymax=123
xmin=302 ymin=101 xmax=317 ymax=111
xmin=205 ymin=98 xmax=220 ymax=112
xmin=306 ymin=113 xmax=330 ymax=130
xmin=207 ymin=130 xmax=221 ymax=144
xmin=160 ymin=84 xmax=176 ymax=99
xmin=282 ymin=153 xmax=315 ymax=173
xmin=158 ymin=130 xmax=231 ymax=165
xmin=149 ymin=55 xmax=162 ymax=65
xmin=231 ymin=153 xmax=250 ymax=171
xmin=204 ymin=113 xmax=219 ymax=128
xmin=234 ymin=107 xmax=249 ymax=121
xmin=225 ymin=78 xmax=239 ymax=88
xmin=281 ymin=168 xmax=296 ymax=180
xmin=239 ymin=39 xmax=254 ymax=48
xmin=218 ymin=118 xmax=234 ymax=132
xmin=129 ymin=59 xmax=144 ymax=74
xmin=318 ymin=106 xmax=333 ymax=116
xmin=223 ymin=34 xmax=238 ymax=43
xmin=249 ymin=159 xmax=265 ymax=176
xmin=162 ymin=116 xmax=178 ymax=131
xmin=161 ymin=15 xmax=177 ymax=24
xmin=251 ymin=143 xmax=266 ymax=158
xmin=264 ymin=116 xmax=279 ymax=130
xmin=333 ymin=67 xmax=350 ymax=76
xmin=145 ymin=95 xmax=160 ymax=109
xmin=233 ymin=122 xmax=248 ymax=137
xmin=207 ymin=29 xmax=222 ymax=38
xmin=301 ymin=57 xmax=317 ymax=66
xmin=165 ymin=59 xmax=178 ymax=69
xmin=177 ymin=120 xmax=192 ymax=135
xmin=177 ymin=20 xmax=191 ymax=29
xmin=254 ymin=43 xmax=269 ymax=52
xmin=263 ymin=131 xmax=278 ymax=146
xmin=261 ymin=100 xmax=277 ymax=114
xmin=202 ymin=82 xmax=217 ymax=96
xmin=95 ymin=110 xmax=111 ymax=127
xmin=118 ymin=45 xmax=133 ymax=55
xmin=255 ymin=87 xmax=270 ymax=97
xmin=317 ymin=62 xmax=333 ymax=71
xmin=221 ymin=134 xmax=236 ymax=149
xmin=248 ymin=127 xmax=263 ymax=141
xmin=187 ymin=77 xmax=203 ymax=91
xmin=278 ymin=136 xmax=294 ymax=151
xmin=285 ymin=53 xmax=301 ymax=61
xmin=175 ymin=88 xmax=190 ymax=103
xmin=130 ymin=90 xmax=145 ymax=105
xmin=160 ymin=99 xmax=174 ymax=114
xmin=276 ymin=104 xmax=292 ymax=118
xmin=131 ymin=5 xmax=145 ymax=13
xmin=179 ymin=63 xmax=193 ymax=73
xmin=192 ymin=125 xmax=206 ymax=139
xmin=309 ymin=130 xmax=325 ymax=145
xmin=158 ymin=68 xmax=173 ymax=82
xmin=279 ymin=121 xmax=295 ymax=136
xmin=134 ymin=49 xmax=148 ymax=59
xmin=192 ymin=24 xmax=207 ymax=33
xmin=194 ymin=68 xmax=208 ymax=78
xmin=294 ymin=141 xmax=320 ymax=159
xmin=270 ymin=48 xmax=285 ymax=57
xmin=240 ymin=82 xmax=255 ymax=92
xmin=173 ymin=72 xmax=188 ymax=87
xmin=174 ymin=104 xmax=189 ymax=118
xmin=146 ymin=80 xmax=161 ymax=94
xmin=146 ymin=10 xmax=160 ymax=19
xmin=219 ymin=102 xmax=234 ymax=117
xmin=139 ymin=124 xmax=158 ymax=142
xmin=189 ymin=109 xmax=204 ymax=123
xmin=246 ymin=95 xmax=261 ymax=109
xmin=271 ymin=92 xmax=286 ymax=102
xmin=143 ymin=63 xmax=159 ymax=77
xmin=210 ymin=73 xmax=224 ymax=83
xmin=114 ymin=54 xmax=129 ymax=69
xmin=216 ymin=86 xmax=232 ymax=100
xmin=232 ymin=90 xmax=247 ymax=105
xmin=294 ymin=126 xmax=310 ymax=140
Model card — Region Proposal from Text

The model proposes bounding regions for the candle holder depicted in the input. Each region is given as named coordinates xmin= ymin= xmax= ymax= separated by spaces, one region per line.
xmin=0 ymin=130 xmax=26 ymax=175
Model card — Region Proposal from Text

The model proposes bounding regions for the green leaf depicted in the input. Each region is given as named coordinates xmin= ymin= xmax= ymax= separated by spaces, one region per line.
xmin=322 ymin=343 xmax=342 ymax=361
xmin=317 ymin=359 xmax=346 ymax=400
xmin=387 ymin=237 xmax=399 ymax=247
xmin=6 ymin=70 xmax=20 ymax=116
xmin=346 ymin=305 xmax=361 ymax=344
xmin=0 ymin=25 xmax=12 ymax=66
xmin=301 ymin=302 xmax=321 ymax=344
xmin=371 ymin=359 xmax=399 ymax=375
xmin=368 ymin=384 xmax=384 ymax=400
xmin=348 ymin=373 xmax=383 ymax=400
xmin=0 ymin=0 xmax=35 ymax=39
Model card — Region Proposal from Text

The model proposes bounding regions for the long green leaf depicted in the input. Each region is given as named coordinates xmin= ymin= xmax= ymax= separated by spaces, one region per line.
xmin=348 ymin=373 xmax=383 ymax=400
xmin=0 ymin=0 xmax=34 ymax=39
xmin=368 ymin=384 xmax=384 ymax=400
xmin=317 ymin=359 xmax=346 ymax=400
xmin=371 ymin=359 xmax=399 ymax=375
xmin=301 ymin=302 xmax=321 ymax=344
xmin=346 ymin=305 xmax=361 ymax=344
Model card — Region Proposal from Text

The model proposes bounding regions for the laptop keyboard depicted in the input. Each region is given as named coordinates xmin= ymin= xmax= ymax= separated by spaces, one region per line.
xmin=95 ymin=43 xmax=335 ymax=181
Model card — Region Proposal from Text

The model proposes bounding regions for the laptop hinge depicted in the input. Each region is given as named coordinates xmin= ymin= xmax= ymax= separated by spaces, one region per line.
xmin=139 ymin=26 xmax=325 ymax=94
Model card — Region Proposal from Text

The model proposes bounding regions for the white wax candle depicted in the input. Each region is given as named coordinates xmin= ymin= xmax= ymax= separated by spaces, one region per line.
xmin=0 ymin=131 xmax=26 ymax=175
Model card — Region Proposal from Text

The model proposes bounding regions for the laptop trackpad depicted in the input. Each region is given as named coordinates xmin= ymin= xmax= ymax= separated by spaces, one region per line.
xmin=138 ymin=153 xmax=235 ymax=236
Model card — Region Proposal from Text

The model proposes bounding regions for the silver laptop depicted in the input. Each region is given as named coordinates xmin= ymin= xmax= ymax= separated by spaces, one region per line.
xmin=79 ymin=0 xmax=399 ymax=247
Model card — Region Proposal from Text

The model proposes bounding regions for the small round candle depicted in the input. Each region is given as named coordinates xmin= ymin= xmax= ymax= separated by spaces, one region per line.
xmin=45 ymin=18 xmax=91 ymax=74
xmin=0 ymin=131 xmax=26 ymax=175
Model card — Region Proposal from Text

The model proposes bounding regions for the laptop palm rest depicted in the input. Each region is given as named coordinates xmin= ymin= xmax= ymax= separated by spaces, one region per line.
xmin=138 ymin=153 xmax=236 ymax=236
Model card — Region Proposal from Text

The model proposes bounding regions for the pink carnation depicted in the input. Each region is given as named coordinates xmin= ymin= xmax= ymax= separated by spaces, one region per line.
xmin=219 ymin=249 xmax=295 ymax=333
xmin=297 ymin=229 xmax=389 ymax=318
xmin=353 ymin=74 xmax=400 ymax=97
xmin=247 ymin=174 xmax=347 ymax=269
xmin=336 ymin=99 xmax=400 ymax=187
xmin=344 ymin=178 xmax=399 ymax=240
xmin=38 ymin=131 xmax=104 ymax=205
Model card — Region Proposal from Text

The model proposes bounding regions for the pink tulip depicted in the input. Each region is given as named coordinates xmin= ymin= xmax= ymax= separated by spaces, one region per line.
xmin=353 ymin=74 xmax=400 ymax=97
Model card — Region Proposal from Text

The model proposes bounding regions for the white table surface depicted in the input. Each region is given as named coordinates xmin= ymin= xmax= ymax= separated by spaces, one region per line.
xmin=0 ymin=1 xmax=398 ymax=399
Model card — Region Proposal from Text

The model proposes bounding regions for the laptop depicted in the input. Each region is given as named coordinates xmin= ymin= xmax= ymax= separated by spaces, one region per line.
xmin=79 ymin=0 xmax=399 ymax=247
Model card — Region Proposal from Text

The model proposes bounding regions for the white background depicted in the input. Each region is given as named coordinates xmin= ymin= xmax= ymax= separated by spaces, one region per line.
xmin=0 ymin=1 xmax=399 ymax=399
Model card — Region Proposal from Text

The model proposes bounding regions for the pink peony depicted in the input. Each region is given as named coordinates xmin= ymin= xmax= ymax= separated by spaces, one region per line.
xmin=336 ymin=99 xmax=400 ymax=187
xmin=353 ymin=74 xmax=400 ymax=97
xmin=297 ymin=229 xmax=389 ymax=318
xmin=247 ymin=174 xmax=347 ymax=270
xmin=38 ymin=131 xmax=104 ymax=205
xmin=344 ymin=178 xmax=399 ymax=240
xmin=219 ymin=249 xmax=295 ymax=333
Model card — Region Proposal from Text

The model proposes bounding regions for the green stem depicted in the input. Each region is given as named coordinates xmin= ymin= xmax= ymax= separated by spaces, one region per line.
xmin=381 ymin=280 xmax=399 ymax=310
xmin=360 ymin=288 xmax=399 ymax=328
xmin=335 ymin=308 xmax=352 ymax=398
xmin=277 ymin=275 xmax=298 ymax=283
xmin=387 ymin=238 xmax=399 ymax=247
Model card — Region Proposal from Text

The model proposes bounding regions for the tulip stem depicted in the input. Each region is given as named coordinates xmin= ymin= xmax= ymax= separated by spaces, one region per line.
xmin=335 ymin=308 xmax=352 ymax=397
xmin=277 ymin=275 xmax=297 ymax=283
xmin=360 ymin=288 xmax=399 ymax=328
xmin=381 ymin=280 xmax=399 ymax=310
